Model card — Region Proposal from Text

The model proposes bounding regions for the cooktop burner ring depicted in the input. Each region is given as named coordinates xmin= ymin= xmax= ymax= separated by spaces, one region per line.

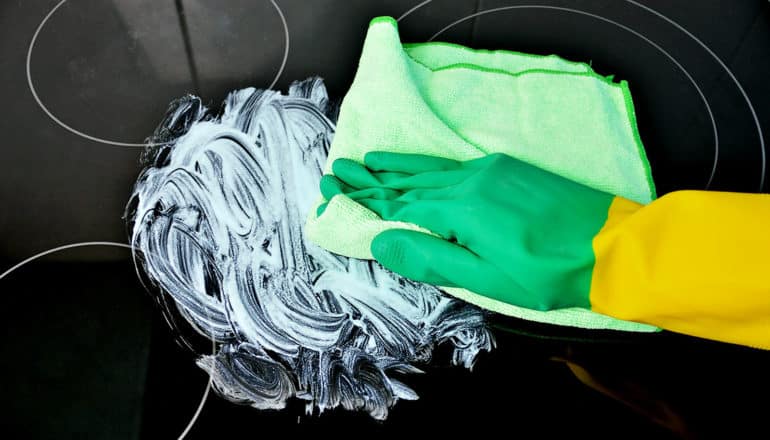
xmin=399 ymin=0 xmax=766 ymax=191
xmin=0 ymin=240 xmax=216 ymax=440
xmin=26 ymin=0 xmax=289 ymax=149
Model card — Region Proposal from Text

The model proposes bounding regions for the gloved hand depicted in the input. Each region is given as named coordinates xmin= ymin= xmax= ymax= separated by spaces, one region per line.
xmin=317 ymin=152 xmax=617 ymax=311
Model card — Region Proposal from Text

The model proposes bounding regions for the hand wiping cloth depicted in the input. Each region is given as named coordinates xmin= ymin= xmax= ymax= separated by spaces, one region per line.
xmin=306 ymin=16 xmax=658 ymax=332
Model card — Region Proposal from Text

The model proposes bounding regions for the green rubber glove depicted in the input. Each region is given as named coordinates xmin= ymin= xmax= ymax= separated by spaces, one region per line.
xmin=318 ymin=152 xmax=616 ymax=311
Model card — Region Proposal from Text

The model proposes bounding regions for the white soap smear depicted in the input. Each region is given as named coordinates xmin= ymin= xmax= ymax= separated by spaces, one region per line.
xmin=126 ymin=78 xmax=494 ymax=419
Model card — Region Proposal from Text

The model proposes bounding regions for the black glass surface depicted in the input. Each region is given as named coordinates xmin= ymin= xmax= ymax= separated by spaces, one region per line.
xmin=2 ymin=1 xmax=769 ymax=438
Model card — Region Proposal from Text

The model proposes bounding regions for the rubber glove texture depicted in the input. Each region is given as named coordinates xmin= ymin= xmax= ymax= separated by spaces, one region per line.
xmin=318 ymin=152 xmax=615 ymax=311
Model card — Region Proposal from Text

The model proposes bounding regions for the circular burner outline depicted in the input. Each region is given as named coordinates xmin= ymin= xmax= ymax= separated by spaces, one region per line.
xmin=26 ymin=0 xmax=290 ymax=149
xmin=0 ymin=241 xmax=214 ymax=440
xmin=399 ymin=0 xmax=766 ymax=191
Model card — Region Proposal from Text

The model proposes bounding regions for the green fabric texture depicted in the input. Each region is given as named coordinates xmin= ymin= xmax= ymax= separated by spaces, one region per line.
xmin=305 ymin=16 xmax=658 ymax=332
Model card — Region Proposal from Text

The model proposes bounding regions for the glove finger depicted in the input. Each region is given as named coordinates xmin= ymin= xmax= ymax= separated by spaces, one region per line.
xmin=366 ymin=171 xmax=412 ymax=185
xmin=355 ymin=198 xmax=456 ymax=241
xmin=331 ymin=158 xmax=418 ymax=189
xmin=320 ymin=175 xmax=354 ymax=200
xmin=345 ymin=186 xmax=403 ymax=201
xmin=371 ymin=229 xmax=526 ymax=302
xmin=331 ymin=158 xmax=384 ymax=189
xmin=394 ymin=187 xmax=449 ymax=203
xmin=316 ymin=201 xmax=330 ymax=217
xmin=332 ymin=157 xmax=466 ymax=192
xmin=316 ymin=179 xmax=403 ymax=216
xmin=364 ymin=152 xmax=461 ymax=174
xmin=354 ymin=198 xmax=408 ymax=219
xmin=365 ymin=168 xmax=476 ymax=191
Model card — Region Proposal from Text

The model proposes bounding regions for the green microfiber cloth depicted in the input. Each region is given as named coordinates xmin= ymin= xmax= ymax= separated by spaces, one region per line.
xmin=306 ymin=16 xmax=658 ymax=332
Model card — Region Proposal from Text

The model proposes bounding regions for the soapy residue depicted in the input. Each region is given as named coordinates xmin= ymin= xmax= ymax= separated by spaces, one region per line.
xmin=126 ymin=78 xmax=493 ymax=419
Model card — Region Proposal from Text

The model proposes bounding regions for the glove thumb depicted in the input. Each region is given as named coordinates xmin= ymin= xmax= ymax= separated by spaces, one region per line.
xmin=372 ymin=229 xmax=534 ymax=308
xmin=371 ymin=229 xmax=474 ymax=288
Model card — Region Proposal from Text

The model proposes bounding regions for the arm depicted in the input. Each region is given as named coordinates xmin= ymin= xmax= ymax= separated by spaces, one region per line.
xmin=318 ymin=152 xmax=770 ymax=349
xmin=590 ymin=190 xmax=770 ymax=349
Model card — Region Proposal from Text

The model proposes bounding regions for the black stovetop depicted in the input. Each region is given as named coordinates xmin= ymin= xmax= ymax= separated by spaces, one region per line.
xmin=2 ymin=1 xmax=769 ymax=438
